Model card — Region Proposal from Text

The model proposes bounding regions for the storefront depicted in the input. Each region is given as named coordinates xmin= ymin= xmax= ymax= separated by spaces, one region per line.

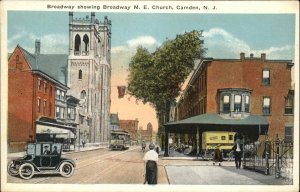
xmin=164 ymin=113 xmax=269 ymax=156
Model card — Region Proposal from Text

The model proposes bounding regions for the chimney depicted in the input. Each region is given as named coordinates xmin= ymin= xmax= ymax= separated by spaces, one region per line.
xmin=261 ymin=53 xmax=266 ymax=62
xmin=240 ymin=52 xmax=245 ymax=61
xmin=35 ymin=39 xmax=40 ymax=55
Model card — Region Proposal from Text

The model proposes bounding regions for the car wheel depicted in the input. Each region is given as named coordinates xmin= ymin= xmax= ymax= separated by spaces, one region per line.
xmin=60 ymin=162 xmax=74 ymax=177
xmin=19 ymin=163 xmax=34 ymax=180
xmin=7 ymin=160 xmax=19 ymax=176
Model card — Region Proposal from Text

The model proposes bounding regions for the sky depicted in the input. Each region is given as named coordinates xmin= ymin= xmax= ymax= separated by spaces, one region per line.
xmin=7 ymin=11 xmax=296 ymax=131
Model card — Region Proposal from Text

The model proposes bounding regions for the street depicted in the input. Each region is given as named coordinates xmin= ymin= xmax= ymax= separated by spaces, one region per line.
xmin=7 ymin=147 xmax=291 ymax=185
xmin=7 ymin=146 xmax=168 ymax=184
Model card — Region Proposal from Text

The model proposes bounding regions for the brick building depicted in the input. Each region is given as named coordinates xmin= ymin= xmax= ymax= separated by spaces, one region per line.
xmin=165 ymin=53 xmax=294 ymax=155
xmin=8 ymin=43 xmax=75 ymax=152
xmin=119 ymin=119 xmax=139 ymax=141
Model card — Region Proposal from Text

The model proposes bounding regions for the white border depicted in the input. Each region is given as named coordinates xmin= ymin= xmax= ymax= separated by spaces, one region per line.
xmin=1 ymin=1 xmax=299 ymax=192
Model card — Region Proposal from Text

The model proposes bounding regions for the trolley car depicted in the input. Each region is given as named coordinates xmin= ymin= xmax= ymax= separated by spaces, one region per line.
xmin=109 ymin=130 xmax=130 ymax=150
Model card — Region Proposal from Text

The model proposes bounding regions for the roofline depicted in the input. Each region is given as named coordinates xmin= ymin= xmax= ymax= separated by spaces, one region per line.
xmin=32 ymin=70 xmax=69 ymax=90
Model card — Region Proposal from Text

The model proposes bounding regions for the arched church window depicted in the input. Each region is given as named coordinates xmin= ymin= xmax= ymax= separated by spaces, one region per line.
xmin=78 ymin=69 xmax=82 ymax=79
xmin=83 ymin=34 xmax=89 ymax=55
xmin=16 ymin=55 xmax=19 ymax=62
xmin=74 ymin=34 xmax=81 ymax=55
xmin=80 ymin=90 xmax=86 ymax=100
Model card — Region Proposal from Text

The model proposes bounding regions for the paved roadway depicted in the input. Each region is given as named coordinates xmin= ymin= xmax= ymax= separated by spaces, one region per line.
xmin=6 ymin=146 xmax=292 ymax=186
xmin=7 ymin=146 xmax=169 ymax=184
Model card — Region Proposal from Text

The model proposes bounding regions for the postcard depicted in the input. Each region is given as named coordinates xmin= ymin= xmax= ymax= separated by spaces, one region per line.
xmin=1 ymin=1 xmax=299 ymax=192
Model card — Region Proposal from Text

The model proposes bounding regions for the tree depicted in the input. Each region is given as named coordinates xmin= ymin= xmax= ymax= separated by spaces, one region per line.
xmin=127 ymin=30 xmax=205 ymax=144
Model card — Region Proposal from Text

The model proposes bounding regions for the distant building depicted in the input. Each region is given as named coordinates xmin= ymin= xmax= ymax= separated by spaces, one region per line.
xmin=140 ymin=123 xmax=154 ymax=142
xmin=166 ymin=53 xmax=294 ymax=154
xmin=119 ymin=119 xmax=139 ymax=141
xmin=110 ymin=113 xmax=120 ymax=131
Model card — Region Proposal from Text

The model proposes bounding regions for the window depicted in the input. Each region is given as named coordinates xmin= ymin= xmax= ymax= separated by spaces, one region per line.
xmin=234 ymin=95 xmax=242 ymax=112
xmin=223 ymin=95 xmax=230 ymax=113
xmin=67 ymin=108 xmax=71 ymax=119
xmin=56 ymin=89 xmax=60 ymax=100
xmin=285 ymin=95 xmax=294 ymax=115
xmin=56 ymin=107 xmax=60 ymax=118
xmin=43 ymin=82 xmax=47 ymax=93
xmin=229 ymin=135 xmax=233 ymax=140
xmin=61 ymin=108 xmax=65 ymax=119
xmin=37 ymin=98 xmax=40 ymax=112
xmin=79 ymin=70 xmax=82 ymax=79
xmin=263 ymin=69 xmax=270 ymax=85
xmin=263 ymin=97 xmax=271 ymax=114
xmin=61 ymin=91 xmax=65 ymax=101
xmin=245 ymin=95 xmax=250 ymax=112
xmin=38 ymin=79 xmax=41 ymax=91
xmin=285 ymin=127 xmax=293 ymax=143
xmin=221 ymin=136 xmax=226 ymax=140
xmin=74 ymin=34 xmax=81 ymax=55
xmin=43 ymin=100 xmax=47 ymax=114
xmin=16 ymin=55 xmax=20 ymax=62
xmin=83 ymin=34 xmax=89 ymax=54
xmin=81 ymin=90 xmax=86 ymax=100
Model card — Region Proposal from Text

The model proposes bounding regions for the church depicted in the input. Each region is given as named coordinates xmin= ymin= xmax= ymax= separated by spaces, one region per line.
xmin=8 ymin=12 xmax=111 ymax=152
xmin=67 ymin=12 xmax=112 ymax=143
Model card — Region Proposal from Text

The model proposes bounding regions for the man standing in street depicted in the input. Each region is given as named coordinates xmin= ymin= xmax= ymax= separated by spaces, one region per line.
xmin=232 ymin=139 xmax=242 ymax=169
xmin=143 ymin=143 xmax=158 ymax=184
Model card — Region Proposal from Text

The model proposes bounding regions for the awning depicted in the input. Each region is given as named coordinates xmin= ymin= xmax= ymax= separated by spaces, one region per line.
xmin=166 ymin=113 xmax=268 ymax=126
xmin=36 ymin=124 xmax=76 ymax=138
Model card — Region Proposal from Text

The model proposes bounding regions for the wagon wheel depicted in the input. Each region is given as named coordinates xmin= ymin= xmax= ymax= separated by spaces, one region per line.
xmin=60 ymin=162 xmax=74 ymax=177
xmin=7 ymin=160 xmax=18 ymax=176
xmin=19 ymin=163 xmax=35 ymax=179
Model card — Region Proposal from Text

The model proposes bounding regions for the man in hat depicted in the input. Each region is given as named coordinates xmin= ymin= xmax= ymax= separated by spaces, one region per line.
xmin=232 ymin=139 xmax=242 ymax=169
xmin=43 ymin=145 xmax=51 ymax=155
xmin=143 ymin=143 xmax=158 ymax=184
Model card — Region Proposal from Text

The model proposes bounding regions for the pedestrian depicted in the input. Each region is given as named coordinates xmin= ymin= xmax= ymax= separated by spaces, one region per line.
xmin=232 ymin=139 xmax=242 ymax=169
xmin=143 ymin=143 xmax=158 ymax=184
xmin=213 ymin=144 xmax=223 ymax=166
xmin=82 ymin=140 xmax=86 ymax=148
xmin=141 ymin=141 xmax=146 ymax=152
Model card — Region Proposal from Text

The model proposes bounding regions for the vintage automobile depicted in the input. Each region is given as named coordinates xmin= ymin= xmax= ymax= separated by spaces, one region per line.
xmin=7 ymin=142 xmax=75 ymax=179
